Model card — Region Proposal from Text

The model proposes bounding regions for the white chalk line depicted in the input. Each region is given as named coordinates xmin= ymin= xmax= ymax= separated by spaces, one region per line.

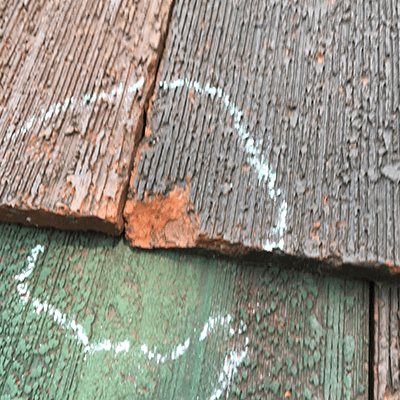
xmin=2 ymin=77 xmax=145 ymax=143
xmin=12 ymin=245 xmax=253 ymax=398
xmin=3 ymin=74 xmax=287 ymax=251
xmin=159 ymin=78 xmax=288 ymax=252
xmin=12 ymin=245 xmax=202 ymax=362
xmin=202 ymin=316 xmax=249 ymax=400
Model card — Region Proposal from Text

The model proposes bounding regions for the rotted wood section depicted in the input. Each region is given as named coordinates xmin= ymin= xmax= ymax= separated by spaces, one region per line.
xmin=0 ymin=0 xmax=173 ymax=235
xmin=0 ymin=222 xmax=369 ymax=399
xmin=125 ymin=0 xmax=400 ymax=277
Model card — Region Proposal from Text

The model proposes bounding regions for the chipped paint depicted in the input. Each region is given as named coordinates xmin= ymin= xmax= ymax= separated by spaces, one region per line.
xmin=0 ymin=222 xmax=370 ymax=398
xmin=12 ymin=244 xmax=198 ymax=367
xmin=11 ymin=244 xmax=136 ymax=360
xmin=3 ymin=230 xmax=234 ymax=398
xmin=124 ymin=183 xmax=200 ymax=248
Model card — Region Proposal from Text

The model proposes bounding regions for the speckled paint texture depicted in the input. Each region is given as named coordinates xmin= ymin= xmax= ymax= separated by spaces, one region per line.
xmin=0 ymin=222 xmax=369 ymax=399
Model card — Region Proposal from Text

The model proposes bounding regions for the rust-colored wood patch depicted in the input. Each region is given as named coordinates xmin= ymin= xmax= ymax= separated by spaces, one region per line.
xmin=124 ymin=182 xmax=200 ymax=248
xmin=0 ymin=0 xmax=173 ymax=234
xmin=125 ymin=0 xmax=400 ymax=276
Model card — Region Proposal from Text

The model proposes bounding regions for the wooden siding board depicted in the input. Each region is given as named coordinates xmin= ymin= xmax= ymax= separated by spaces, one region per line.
xmin=0 ymin=222 xmax=369 ymax=399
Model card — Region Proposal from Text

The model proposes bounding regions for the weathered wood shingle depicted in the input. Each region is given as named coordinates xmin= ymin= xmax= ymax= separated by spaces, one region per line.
xmin=0 ymin=0 xmax=173 ymax=234
xmin=125 ymin=0 xmax=400 ymax=276
xmin=374 ymin=284 xmax=400 ymax=400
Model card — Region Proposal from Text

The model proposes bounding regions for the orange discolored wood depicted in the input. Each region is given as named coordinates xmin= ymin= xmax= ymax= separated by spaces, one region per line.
xmin=124 ymin=183 xmax=200 ymax=248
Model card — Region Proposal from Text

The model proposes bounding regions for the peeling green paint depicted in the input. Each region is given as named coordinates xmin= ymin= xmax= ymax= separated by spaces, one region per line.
xmin=0 ymin=223 xmax=370 ymax=399
xmin=220 ymin=261 xmax=369 ymax=400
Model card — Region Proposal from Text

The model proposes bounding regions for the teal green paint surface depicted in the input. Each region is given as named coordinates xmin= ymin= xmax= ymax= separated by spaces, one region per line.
xmin=0 ymin=223 xmax=235 ymax=399
xmin=0 ymin=223 xmax=369 ymax=399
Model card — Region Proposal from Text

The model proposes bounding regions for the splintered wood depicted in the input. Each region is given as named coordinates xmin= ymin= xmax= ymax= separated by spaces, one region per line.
xmin=0 ymin=0 xmax=173 ymax=234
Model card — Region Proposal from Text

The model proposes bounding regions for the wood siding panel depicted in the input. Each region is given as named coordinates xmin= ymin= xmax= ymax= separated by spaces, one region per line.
xmin=0 ymin=222 xmax=369 ymax=398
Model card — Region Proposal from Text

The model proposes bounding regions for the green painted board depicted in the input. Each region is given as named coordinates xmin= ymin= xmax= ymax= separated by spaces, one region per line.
xmin=0 ymin=222 xmax=369 ymax=399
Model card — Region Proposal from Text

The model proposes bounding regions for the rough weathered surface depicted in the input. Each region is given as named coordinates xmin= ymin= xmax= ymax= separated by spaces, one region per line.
xmin=0 ymin=222 xmax=369 ymax=399
xmin=125 ymin=0 xmax=400 ymax=275
xmin=374 ymin=284 xmax=400 ymax=400
xmin=0 ymin=0 xmax=173 ymax=234
xmin=229 ymin=264 xmax=370 ymax=400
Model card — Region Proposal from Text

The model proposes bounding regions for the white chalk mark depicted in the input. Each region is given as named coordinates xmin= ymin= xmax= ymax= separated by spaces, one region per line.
xmin=171 ymin=338 xmax=190 ymax=360
xmin=3 ymin=77 xmax=144 ymax=142
xmin=15 ymin=244 xmax=45 ymax=304
xmin=128 ymin=77 xmax=145 ymax=95
xmin=12 ymin=249 xmax=246 ymax=398
xmin=200 ymin=314 xmax=233 ymax=341
xmin=263 ymin=200 xmax=288 ymax=251
xmin=159 ymin=77 xmax=288 ymax=252
xmin=15 ymin=244 xmax=44 ymax=283
xmin=115 ymin=340 xmax=130 ymax=354
xmin=12 ymin=244 xmax=197 ymax=367
xmin=207 ymin=334 xmax=250 ymax=400
xmin=141 ymin=344 xmax=148 ymax=354
xmin=87 ymin=340 xmax=112 ymax=353
xmin=159 ymin=79 xmax=275 ymax=182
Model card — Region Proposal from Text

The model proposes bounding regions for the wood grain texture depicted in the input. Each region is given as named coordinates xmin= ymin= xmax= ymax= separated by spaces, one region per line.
xmin=125 ymin=0 xmax=400 ymax=277
xmin=374 ymin=284 xmax=400 ymax=400
xmin=0 ymin=222 xmax=369 ymax=399
xmin=0 ymin=0 xmax=173 ymax=235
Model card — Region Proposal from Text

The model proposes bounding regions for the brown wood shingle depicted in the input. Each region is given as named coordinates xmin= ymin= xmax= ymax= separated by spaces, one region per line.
xmin=2 ymin=0 xmax=400 ymax=279
xmin=0 ymin=0 xmax=173 ymax=235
